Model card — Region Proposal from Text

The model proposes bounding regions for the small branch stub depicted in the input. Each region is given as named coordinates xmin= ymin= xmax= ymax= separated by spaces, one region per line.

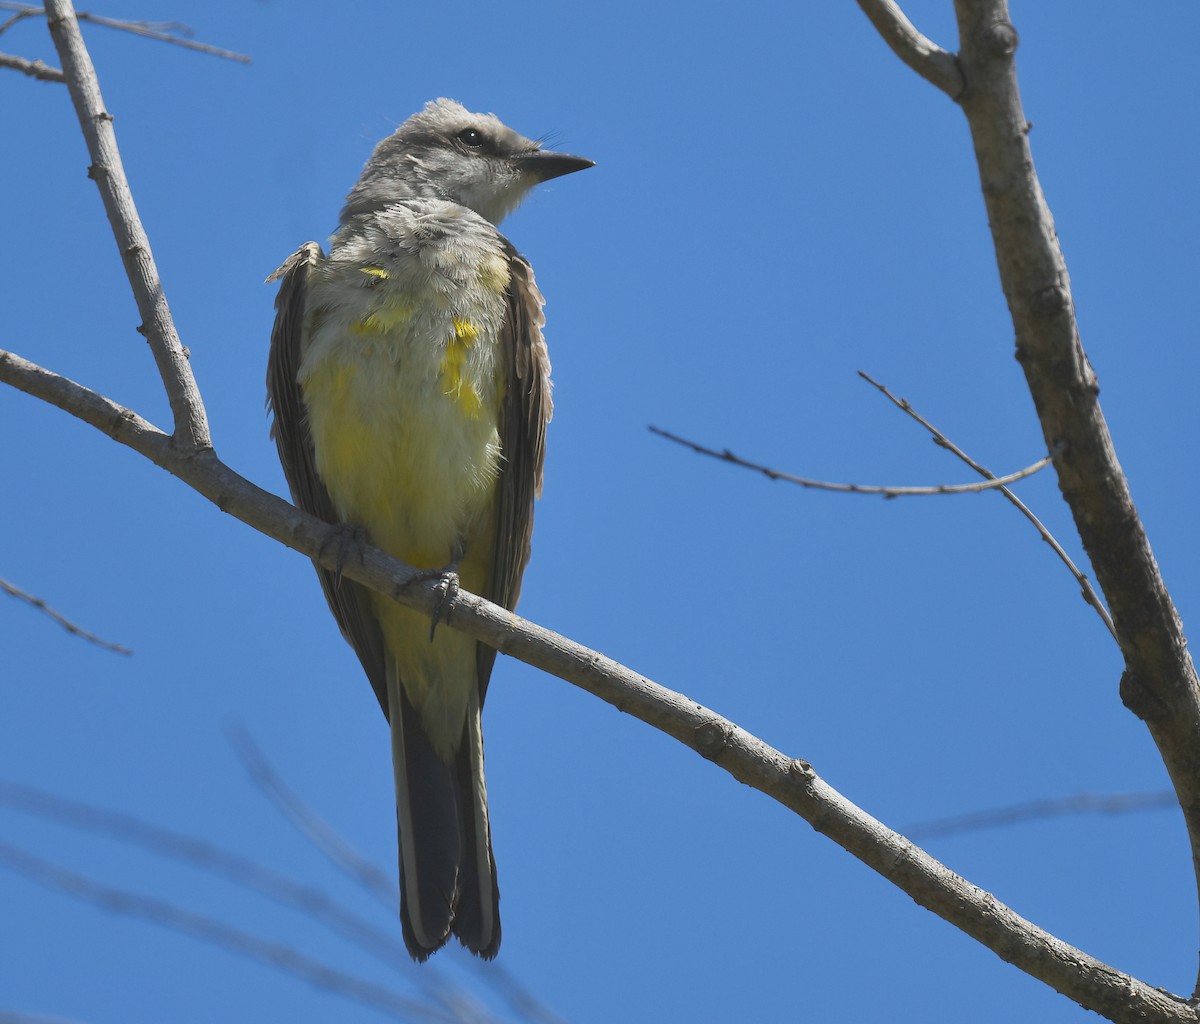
xmin=694 ymin=721 xmax=732 ymax=761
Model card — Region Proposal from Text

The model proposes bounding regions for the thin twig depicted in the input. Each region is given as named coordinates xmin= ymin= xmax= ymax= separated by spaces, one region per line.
xmin=9 ymin=5 xmax=1186 ymax=1019
xmin=857 ymin=371 xmax=1117 ymax=641
xmin=44 ymin=0 xmax=211 ymax=449
xmin=484 ymin=969 xmax=572 ymax=1024
xmin=873 ymin=4 xmax=1200 ymax=1000
xmin=906 ymin=790 xmax=1178 ymax=841
xmin=0 ymin=50 xmax=61 ymax=79
xmin=649 ymin=425 xmax=1055 ymax=498
xmin=0 ymin=781 xmax=514 ymax=1024
xmin=0 ymin=782 xmax=410 ymax=968
xmin=0 ymin=1014 xmax=86 ymax=1024
xmin=0 ymin=2 xmax=249 ymax=63
xmin=0 ymin=349 xmax=1191 ymax=1024
xmin=226 ymin=729 xmax=569 ymax=1024
xmin=226 ymin=726 xmax=399 ymax=908
xmin=854 ymin=0 xmax=963 ymax=98
xmin=0 ymin=4 xmax=35 ymax=34
xmin=0 ymin=576 xmax=131 ymax=654
xmin=0 ymin=840 xmax=449 ymax=1024
xmin=225 ymin=729 xmax=490 ymax=1022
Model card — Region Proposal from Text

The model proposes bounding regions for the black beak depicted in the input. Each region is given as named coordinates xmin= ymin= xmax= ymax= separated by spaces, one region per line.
xmin=516 ymin=149 xmax=595 ymax=183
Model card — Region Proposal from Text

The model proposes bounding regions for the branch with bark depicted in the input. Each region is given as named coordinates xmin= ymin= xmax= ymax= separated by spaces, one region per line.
xmin=0 ymin=577 xmax=131 ymax=654
xmin=3 ymin=2 xmax=1198 ymax=1022
xmin=649 ymin=424 xmax=1058 ymax=497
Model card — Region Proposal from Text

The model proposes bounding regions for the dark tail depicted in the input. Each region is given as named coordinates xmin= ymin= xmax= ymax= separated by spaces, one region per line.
xmin=388 ymin=668 xmax=500 ymax=961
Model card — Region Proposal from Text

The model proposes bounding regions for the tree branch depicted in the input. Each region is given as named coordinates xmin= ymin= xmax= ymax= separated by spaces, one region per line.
xmin=0 ymin=576 xmax=131 ymax=654
xmin=0 ymin=2 xmax=250 ymax=63
xmin=226 ymin=726 xmax=399 ymax=908
xmin=42 ymin=0 xmax=210 ymax=449
xmin=0 ymin=780 xmax=521 ymax=1024
xmin=906 ymin=790 xmax=1177 ymax=841
xmin=947 ymin=0 xmax=1200 ymax=992
xmin=649 ymin=424 xmax=1056 ymax=497
xmin=857 ymin=370 xmax=1117 ymax=640
xmin=0 ymin=840 xmax=449 ymax=1023
xmin=8 ymin=7 xmax=1197 ymax=1018
xmin=854 ymin=0 xmax=964 ymax=98
xmin=0 ymin=347 xmax=1192 ymax=1024
xmin=0 ymin=50 xmax=61 ymax=80
xmin=223 ymin=731 xmax=568 ymax=1024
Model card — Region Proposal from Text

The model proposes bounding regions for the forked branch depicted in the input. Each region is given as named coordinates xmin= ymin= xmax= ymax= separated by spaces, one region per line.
xmin=43 ymin=0 xmax=210 ymax=449
xmin=858 ymin=0 xmax=1200 ymax=1003
xmin=854 ymin=0 xmax=963 ymax=98
xmin=3 ymin=2 xmax=1196 ymax=1021
xmin=857 ymin=371 xmax=1116 ymax=640
xmin=650 ymin=424 xmax=1056 ymax=497
xmin=0 ymin=348 xmax=1192 ymax=1024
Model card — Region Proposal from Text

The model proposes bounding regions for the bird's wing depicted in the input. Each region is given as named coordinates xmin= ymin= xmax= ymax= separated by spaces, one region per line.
xmin=476 ymin=241 xmax=554 ymax=694
xmin=267 ymin=242 xmax=390 ymax=716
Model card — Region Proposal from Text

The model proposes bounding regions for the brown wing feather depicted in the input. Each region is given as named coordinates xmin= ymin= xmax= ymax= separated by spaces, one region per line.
xmin=476 ymin=241 xmax=553 ymax=696
xmin=266 ymin=243 xmax=390 ymax=716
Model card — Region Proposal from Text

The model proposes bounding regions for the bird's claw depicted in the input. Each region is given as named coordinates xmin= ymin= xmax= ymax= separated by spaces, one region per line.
xmin=428 ymin=570 xmax=460 ymax=642
xmin=319 ymin=523 xmax=367 ymax=592
xmin=402 ymin=564 xmax=461 ymax=642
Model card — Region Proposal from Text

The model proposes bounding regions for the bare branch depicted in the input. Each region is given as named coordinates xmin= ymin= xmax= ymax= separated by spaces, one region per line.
xmin=0 ymin=781 xmax=411 ymax=970
xmin=72 ymin=9 xmax=250 ymax=63
xmin=226 ymin=726 xmax=399 ymax=909
xmin=0 ymin=576 xmax=131 ymax=654
xmin=0 ymin=1013 xmax=86 ymax=1024
xmin=0 ymin=349 xmax=1191 ymax=1024
xmin=857 ymin=371 xmax=1117 ymax=640
xmin=855 ymin=0 xmax=963 ymax=98
xmin=0 ymin=3 xmax=36 ymax=35
xmin=945 ymin=1 xmax=1200 ymax=990
xmin=0 ymin=2 xmax=250 ymax=63
xmin=906 ymin=790 xmax=1178 ymax=841
xmin=225 ymin=731 xmax=569 ymax=1024
xmin=0 ymin=840 xmax=452 ymax=1023
xmin=0 ymin=781 xmax=519 ymax=1024
xmin=649 ymin=424 xmax=1055 ymax=498
xmin=42 ymin=0 xmax=211 ymax=449
xmin=6 ymin=9 xmax=1196 ymax=1015
xmin=0 ymin=50 xmax=61 ymax=80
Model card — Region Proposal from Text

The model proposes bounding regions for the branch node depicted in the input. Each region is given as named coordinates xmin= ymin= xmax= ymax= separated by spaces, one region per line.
xmin=1030 ymin=283 xmax=1069 ymax=317
xmin=0 ymin=52 xmax=66 ymax=81
xmin=789 ymin=758 xmax=815 ymax=780
xmin=854 ymin=0 xmax=964 ymax=99
xmin=693 ymin=720 xmax=732 ymax=761
xmin=1119 ymin=670 xmax=1172 ymax=723
xmin=982 ymin=19 xmax=1019 ymax=57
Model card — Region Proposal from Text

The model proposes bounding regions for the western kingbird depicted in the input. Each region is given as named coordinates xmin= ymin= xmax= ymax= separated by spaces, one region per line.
xmin=266 ymin=99 xmax=592 ymax=960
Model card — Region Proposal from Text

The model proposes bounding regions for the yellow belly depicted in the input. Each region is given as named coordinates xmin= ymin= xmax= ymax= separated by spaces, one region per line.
xmin=301 ymin=336 xmax=502 ymax=754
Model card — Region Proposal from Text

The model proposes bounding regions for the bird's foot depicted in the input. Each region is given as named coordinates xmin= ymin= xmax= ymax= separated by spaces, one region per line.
xmin=403 ymin=562 xmax=461 ymax=642
xmin=319 ymin=523 xmax=368 ymax=592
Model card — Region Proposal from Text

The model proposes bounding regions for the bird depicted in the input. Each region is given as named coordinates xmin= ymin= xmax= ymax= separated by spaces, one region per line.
xmin=266 ymin=99 xmax=592 ymax=960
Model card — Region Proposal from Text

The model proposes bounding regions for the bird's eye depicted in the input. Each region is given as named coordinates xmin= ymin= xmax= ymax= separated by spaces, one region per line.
xmin=457 ymin=128 xmax=484 ymax=148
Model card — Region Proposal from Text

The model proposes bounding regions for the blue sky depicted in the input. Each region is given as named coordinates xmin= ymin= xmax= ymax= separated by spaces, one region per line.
xmin=3 ymin=2 xmax=1199 ymax=1022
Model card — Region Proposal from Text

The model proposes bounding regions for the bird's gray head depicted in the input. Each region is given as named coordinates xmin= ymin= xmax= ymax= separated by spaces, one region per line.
xmin=341 ymin=99 xmax=593 ymax=226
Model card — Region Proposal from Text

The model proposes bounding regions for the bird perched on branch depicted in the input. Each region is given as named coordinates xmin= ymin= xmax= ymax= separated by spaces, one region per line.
xmin=267 ymin=99 xmax=592 ymax=960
